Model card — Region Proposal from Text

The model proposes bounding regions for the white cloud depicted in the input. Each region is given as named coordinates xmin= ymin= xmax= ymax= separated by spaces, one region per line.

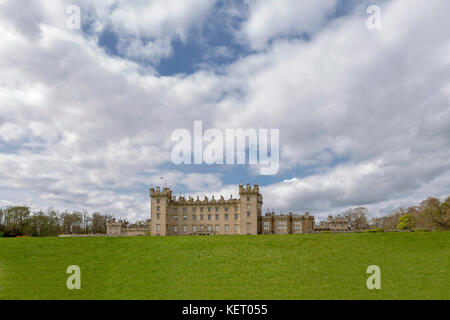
xmin=240 ymin=0 xmax=337 ymax=49
xmin=80 ymin=0 xmax=217 ymax=62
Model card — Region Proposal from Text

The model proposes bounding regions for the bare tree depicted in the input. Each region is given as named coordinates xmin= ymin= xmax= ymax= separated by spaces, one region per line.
xmin=343 ymin=207 xmax=370 ymax=231
xmin=421 ymin=197 xmax=450 ymax=230
xmin=91 ymin=212 xmax=110 ymax=234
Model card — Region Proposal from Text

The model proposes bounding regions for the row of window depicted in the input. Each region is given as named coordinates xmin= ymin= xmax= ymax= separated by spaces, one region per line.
xmin=155 ymin=224 xmax=252 ymax=233
xmin=155 ymin=212 xmax=252 ymax=220
xmin=155 ymin=205 xmax=252 ymax=212
xmin=262 ymin=220 xmax=303 ymax=231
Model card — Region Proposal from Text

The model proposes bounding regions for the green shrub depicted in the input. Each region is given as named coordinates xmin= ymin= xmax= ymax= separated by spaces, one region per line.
xmin=0 ymin=231 xmax=3 ymax=237
xmin=365 ymin=228 xmax=384 ymax=233
xmin=414 ymin=228 xmax=430 ymax=232
xmin=397 ymin=214 xmax=416 ymax=231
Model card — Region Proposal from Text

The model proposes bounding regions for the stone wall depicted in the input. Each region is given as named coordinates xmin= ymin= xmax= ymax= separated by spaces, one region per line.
xmin=315 ymin=215 xmax=350 ymax=232
xmin=259 ymin=212 xmax=315 ymax=234
xmin=106 ymin=220 xmax=150 ymax=236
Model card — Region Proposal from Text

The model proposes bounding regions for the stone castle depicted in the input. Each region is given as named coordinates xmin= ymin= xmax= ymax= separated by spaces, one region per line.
xmin=315 ymin=215 xmax=349 ymax=232
xmin=106 ymin=183 xmax=348 ymax=236
xmin=106 ymin=219 xmax=150 ymax=236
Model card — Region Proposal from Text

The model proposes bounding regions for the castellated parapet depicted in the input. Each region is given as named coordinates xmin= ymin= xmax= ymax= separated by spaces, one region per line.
xmin=106 ymin=218 xmax=150 ymax=236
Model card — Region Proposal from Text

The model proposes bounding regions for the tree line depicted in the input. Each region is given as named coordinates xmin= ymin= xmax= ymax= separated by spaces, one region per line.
xmin=335 ymin=196 xmax=450 ymax=231
xmin=1 ymin=195 xmax=448 ymax=237
xmin=0 ymin=207 xmax=114 ymax=237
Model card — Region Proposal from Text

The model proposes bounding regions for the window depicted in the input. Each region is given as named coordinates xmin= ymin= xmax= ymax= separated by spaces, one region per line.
xmin=193 ymin=225 xmax=197 ymax=232
xmin=225 ymin=207 xmax=228 ymax=212
xmin=234 ymin=224 xmax=239 ymax=232
xmin=234 ymin=207 xmax=238 ymax=212
xmin=183 ymin=214 xmax=187 ymax=221
xmin=156 ymin=206 xmax=160 ymax=211
xmin=247 ymin=212 xmax=250 ymax=218
xmin=193 ymin=207 xmax=196 ymax=213
xmin=215 ymin=214 xmax=219 ymax=220
xmin=208 ymin=207 xmax=211 ymax=212
xmin=192 ymin=214 xmax=196 ymax=221
xmin=294 ymin=221 xmax=302 ymax=231
xmin=173 ymin=226 xmax=178 ymax=233
xmin=183 ymin=207 xmax=187 ymax=213
xmin=200 ymin=214 xmax=204 ymax=221
xmin=264 ymin=221 xmax=270 ymax=231
xmin=208 ymin=214 xmax=211 ymax=221
xmin=247 ymin=196 xmax=250 ymax=201
xmin=225 ymin=214 xmax=229 ymax=220
xmin=234 ymin=214 xmax=239 ymax=220
xmin=174 ymin=215 xmax=178 ymax=221
xmin=277 ymin=221 xmax=287 ymax=230
xmin=200 ymin=207 xmax=204 ymax=213
xmin=215 ymin=207 xmax=219 ymax=212
xmin=247 ymin=223 xmax=251 ymax=231
xmin=224 ymin=224 xmax=229 ymax=232
xmin=247 ymin=204 xmax=251 ymax=209
xmin=156 ymin=213 xmax=160 ymax=219
xmin=207 ymin=225 xmax=212 ymax=231
xmin=183 ymin=225 xmax=187 ymax=233
xmin=215 ymin=225 xmax=220 ymax=232
xmin=200 ymin=225 xmax=204 ymax=231
xmin=157 ymin=199 xmax=160 ymax=204
xmin=156 ymin=224 xmax=161 ymax=232
xmin=173 ymin=208 xmax=178 ymax=213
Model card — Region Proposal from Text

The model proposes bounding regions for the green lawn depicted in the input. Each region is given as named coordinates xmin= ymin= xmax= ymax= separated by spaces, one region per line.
xmin=0 ymin=232 xmax=448 ymax=300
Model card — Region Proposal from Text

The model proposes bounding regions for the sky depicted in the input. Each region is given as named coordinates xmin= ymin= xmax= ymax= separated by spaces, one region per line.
xmin=0 ymin=0 xmax=449 ymax=221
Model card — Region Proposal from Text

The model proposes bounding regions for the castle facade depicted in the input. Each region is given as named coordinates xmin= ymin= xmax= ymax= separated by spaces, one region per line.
xmin=149 ymin=183 xmax=314 ymax=236
xmin=106 ymin=183 xmax=323 ymax=236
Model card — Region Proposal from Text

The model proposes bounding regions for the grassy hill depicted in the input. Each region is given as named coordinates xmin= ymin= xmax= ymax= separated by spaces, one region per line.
xmin=0 ymin=232 xmax=448 ymax=300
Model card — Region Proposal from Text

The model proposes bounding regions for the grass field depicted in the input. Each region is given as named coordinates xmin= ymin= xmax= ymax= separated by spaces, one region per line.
xmin=0 ymin=232 xmax=448 ymax=300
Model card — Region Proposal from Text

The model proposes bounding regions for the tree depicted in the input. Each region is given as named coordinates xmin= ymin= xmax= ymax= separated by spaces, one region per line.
xmin=397 ymin=214 xmax=416 ymax=231
xmin=28 ymin=210 xmax=61 ymax=237
xmin=0 ymin=208 xmax=4 ymax=233
xmin=343 ymin=207 xmax=370 ymax=231
xmin=29 ymin=211 xmax=48 ymax=236
xmin=61 ymin=211 xmax=84 ymax=234
xmin=45 ymin=208 xmax=62 ymax=236
xmin=91 ymin=212 xmax=110 ymax=234
xmin=4 ymin=207 xmax=31 ymax=236
xmin=421 ymin=197 xmax=450 ymax=230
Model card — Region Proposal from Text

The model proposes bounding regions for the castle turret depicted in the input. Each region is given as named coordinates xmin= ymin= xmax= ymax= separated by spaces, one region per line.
xmin=239 ymin=183 xmax=262 ymax=235
xmin=150 ymin=186 xmax=172 ymax=236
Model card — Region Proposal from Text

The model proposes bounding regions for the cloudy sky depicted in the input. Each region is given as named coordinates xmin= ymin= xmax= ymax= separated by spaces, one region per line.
xmin=0 ymin=0 xmax=449 ymax=221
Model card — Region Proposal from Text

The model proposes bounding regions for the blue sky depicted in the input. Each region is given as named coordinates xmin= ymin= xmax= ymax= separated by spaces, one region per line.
xmin=0 ymin=0 xmax=449 ymax=221
xmin=96 ymin=0 xmax=363 ymax=77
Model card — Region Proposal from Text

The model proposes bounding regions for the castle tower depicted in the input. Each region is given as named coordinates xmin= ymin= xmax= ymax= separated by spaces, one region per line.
xmin=150 ymin=186 xmax=172 ymax=236
xmin=239 ymin=183 xmax=263 ymax=235
xmin=106 ymin=219 xmax=123 ymax=236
